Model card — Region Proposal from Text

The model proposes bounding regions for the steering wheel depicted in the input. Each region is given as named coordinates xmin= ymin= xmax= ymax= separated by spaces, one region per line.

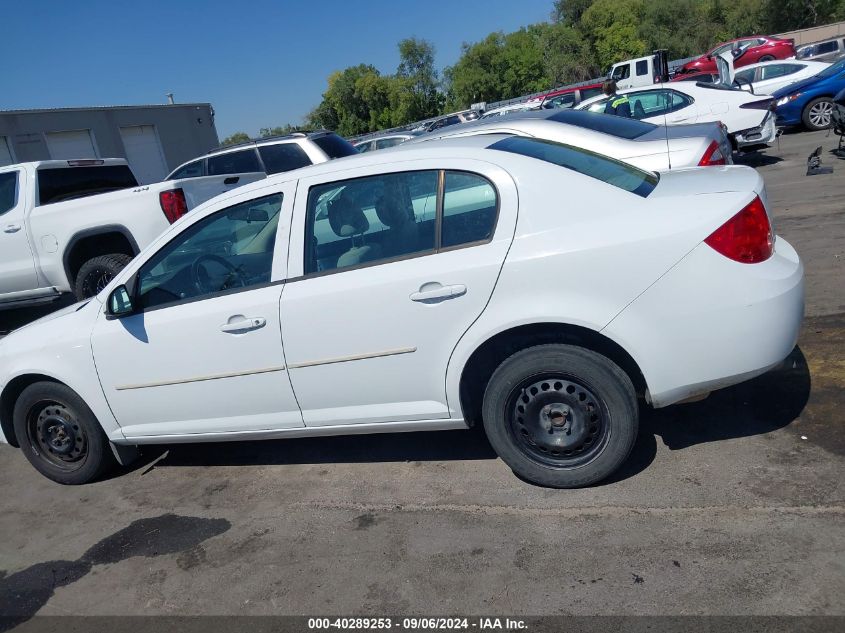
xmin=191 ymin=254 xmax=246 ymax=295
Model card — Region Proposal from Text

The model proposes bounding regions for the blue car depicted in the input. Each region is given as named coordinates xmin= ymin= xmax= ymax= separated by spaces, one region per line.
xmin=773 ymin=58 xmax=845 ymax=130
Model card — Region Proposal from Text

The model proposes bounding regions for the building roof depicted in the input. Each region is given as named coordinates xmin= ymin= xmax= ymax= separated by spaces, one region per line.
xmin=0 ymin=103 xmax=212 ymax=116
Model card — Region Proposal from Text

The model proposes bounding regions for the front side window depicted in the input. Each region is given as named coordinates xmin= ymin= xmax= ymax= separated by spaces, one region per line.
xmin=207 ymin=149 xmax=262 ymax=176
xmin=170 ymin=160 xmax=205 ymax=180
xmin=137 ymin=194 xmax=283 ymax=310
xmin=258 ymin=143 xmax=311 ymax=174
xmin=546 ymin=93 xmax=577 ymax=109
xmin=611 ymin=64 xmax=630 ymax=80
xmin=305 ymin=171 xmax=438 ymax=274
xmin=490 ymin=136 xmax=658 ymax=198
xmin=375 ymin=137 xmax=405 ymax=150
xmin=0 ymin=171 xmax=18 ymax=215
xmin=734 ymin=68 xmax=756 ymax=84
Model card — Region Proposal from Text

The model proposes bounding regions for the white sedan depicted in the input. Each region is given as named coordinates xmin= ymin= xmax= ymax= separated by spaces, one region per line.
xmin=410 ymin=109 xmax=733 ymax=171
xmin=0 ymin=134 xmax=803 ymax=488
xmin=733 ymin=59 xmax=830 ymax=95
xmin=578 ymin=82 xmax=778 ymax=150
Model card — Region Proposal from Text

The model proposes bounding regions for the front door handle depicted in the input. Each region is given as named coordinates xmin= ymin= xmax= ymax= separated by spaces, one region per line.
xmin=410 ymin=282 xmax=467 ymax=303
xmin=219 ymin=316 xmax=266 ymax=333
xmin=4 ymin=224 xmax=21 ymax=234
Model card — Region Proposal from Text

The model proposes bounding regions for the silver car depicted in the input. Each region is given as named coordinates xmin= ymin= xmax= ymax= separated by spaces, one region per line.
xmin=406 ymin=109 xmax=733 ymax=171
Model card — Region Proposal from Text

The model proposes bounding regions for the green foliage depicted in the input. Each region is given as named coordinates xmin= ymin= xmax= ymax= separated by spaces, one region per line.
xmin=280 ymin=0 xmax=845 ymax=134
xmin=260 ymin=124 xmax=301 ymax=136
xmin=220 ymin=132 xmax=250 ymax=146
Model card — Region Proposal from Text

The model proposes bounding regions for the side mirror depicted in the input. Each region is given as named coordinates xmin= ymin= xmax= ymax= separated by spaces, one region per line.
xmin=107 ymin=285 xmax=134 ymax=318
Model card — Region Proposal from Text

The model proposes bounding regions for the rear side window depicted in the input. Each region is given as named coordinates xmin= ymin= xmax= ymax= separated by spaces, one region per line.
xmin=37 ymin=166 xmax=138 ymax=205
xmin=207 ymin=149 xmax=262 ymax=176
xmin=441 ymin=172 xmax=497 ymax=248
xmin=490 ymin=136 xmax=658 ymax=198
xmin=636 ymin=60 xmax=649 ymax=76
xmin=258 ymin=143 xmax=312 ymax=174
xmin=312 ymin=135 xmax=359 ymax=158
xmin=817 ymin=40 xmax=839 ymax=54
xmin=581 ymin=87 xmax=603 ymax=99
xmin=170 ymin=160 xmax=205 ymax=179
xmin=0 ymin=171 xmax=18 ymax=215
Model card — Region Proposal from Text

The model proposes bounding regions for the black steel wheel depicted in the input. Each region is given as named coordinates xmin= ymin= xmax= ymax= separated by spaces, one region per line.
xmin=26 ymin=400 xmax=89 ymax=471
xmin=13 ymin=382 xmax=116 ymax=485
xmin=507 ymin=375 xmax=610 ymax=469
xmin=482 ymin=344 xmax=638 ymax=488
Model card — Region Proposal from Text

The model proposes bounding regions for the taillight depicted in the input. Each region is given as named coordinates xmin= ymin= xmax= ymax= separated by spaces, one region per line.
xmin=698 ymin=140 xmax=727 ymax=166
xmin=740 ymin=98 xmax=775 ymax=110
xmin=159 ymin=188 xmax=188 ymax=224
xmin=704 ymin=195 xmax=773 ymax=263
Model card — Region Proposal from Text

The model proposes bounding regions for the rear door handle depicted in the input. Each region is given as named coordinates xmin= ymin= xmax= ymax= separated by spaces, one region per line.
xmin=219 ymin=316 xmax=266 ymax=333
xmin=410 ymin=283 xmax=466 ymax=303
xmin=4 ymin=224 xmax=21 ymax=233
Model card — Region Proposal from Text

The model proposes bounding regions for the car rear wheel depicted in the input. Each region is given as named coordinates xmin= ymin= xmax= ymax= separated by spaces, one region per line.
xmin=758 ymin=55 xmax=775 ymax=62
xmin=13 ymin=381 xmax=115 ymax=485
xmin=481 ymin=344 xmax=638 ymax=488
xmin=74 ymin=253 xmax=132 ymax=300
xmin=802 ymin=97 xmax=834 ymax=130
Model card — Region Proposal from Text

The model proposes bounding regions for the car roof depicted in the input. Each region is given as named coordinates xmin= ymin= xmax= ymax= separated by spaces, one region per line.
xmin=203 ymin=130 xmax=336 ymax=157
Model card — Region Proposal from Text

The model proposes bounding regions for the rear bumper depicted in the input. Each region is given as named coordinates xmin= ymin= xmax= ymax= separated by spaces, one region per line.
xmin=734 ymin=112 xmax=777 ymax=148
xmin=604 ymin=237 xmax=804 ymax=408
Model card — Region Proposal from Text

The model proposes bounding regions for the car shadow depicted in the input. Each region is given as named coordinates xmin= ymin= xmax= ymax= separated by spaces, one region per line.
xmin=0 ymin=296 xmax=75 ymax=336
xmin=133 ymin=346 xmax=811 ymax=487
xmin=733 ymin=151 xmax=783 ymax=167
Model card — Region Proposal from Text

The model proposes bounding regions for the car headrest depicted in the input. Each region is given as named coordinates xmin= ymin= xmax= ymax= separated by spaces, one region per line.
xmin=375 ymin=177 xmax=414 ymax=228
xmin=328 ymin=190 xmax=369 ymax=237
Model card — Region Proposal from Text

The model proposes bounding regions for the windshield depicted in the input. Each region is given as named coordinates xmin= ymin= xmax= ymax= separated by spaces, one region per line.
xmin=817 ymin=58 xmax=845 ymax=78
xmin=490 ymin=136 xmax=658 ymax=198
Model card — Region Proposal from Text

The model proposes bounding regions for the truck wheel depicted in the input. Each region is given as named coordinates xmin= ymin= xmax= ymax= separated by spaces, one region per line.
xmin=74 ymin=253 xmax=132 ymax=300
xmin=482 ymin=344 xmax=638 ymax=488
xmin=802 ymin=97 xmax=834 ymax=131
xmin=12 ymin=381 xmax=116 ymax=485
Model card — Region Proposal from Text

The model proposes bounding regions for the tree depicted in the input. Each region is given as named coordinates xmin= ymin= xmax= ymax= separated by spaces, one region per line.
xmin=551 ymin=0 xmax=594 ymax=25
xmin=396 ymin=38 xmax=444 ymax=121
xmin=579 ymin=0 xmax=647 ymax=69
xmin=260 ymin=124 xmax=301 ymax=137
xmin=220 ymin=132 xmax=249 ymax=146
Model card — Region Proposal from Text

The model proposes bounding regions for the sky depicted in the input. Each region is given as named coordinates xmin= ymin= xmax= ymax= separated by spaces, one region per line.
xmin=1 ymin=0 xmax=554 ymax=138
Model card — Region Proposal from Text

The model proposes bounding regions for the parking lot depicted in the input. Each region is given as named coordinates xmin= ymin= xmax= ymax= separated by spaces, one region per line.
xmin=0 ymin=129 xmax=843 ymax=619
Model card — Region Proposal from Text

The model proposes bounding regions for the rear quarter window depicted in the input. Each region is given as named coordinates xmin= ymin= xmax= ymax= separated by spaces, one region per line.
xmin=37 ymin=165 xmax=138 ymax=205
xmin=312 ymin=135 xmax=359 ymax=158
xmin=490 ymin=136 xmax=658 ymax=198
xmin=0 ymin=171 xmax=18 ymax=214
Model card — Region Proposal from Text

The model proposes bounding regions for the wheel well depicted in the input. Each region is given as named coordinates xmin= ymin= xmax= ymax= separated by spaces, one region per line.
xmin=458 ymin=323 xmax=646 ymax=428
xmin=0 ymin=374 xmax=60 ymax=448
xmin=65 ymin=230 xmax=137 ymax=285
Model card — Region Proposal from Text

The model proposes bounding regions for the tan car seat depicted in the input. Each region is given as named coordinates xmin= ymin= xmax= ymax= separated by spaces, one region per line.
xmin=375 ymin=176 xmax=418 ymax=258
xmin=328 ymin=189 xmax=381 ymax=268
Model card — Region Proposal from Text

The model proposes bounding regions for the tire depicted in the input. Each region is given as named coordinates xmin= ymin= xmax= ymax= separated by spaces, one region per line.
xmin=802 ymin=97 xmax=835 ymax=131
xmin=482 ymin=344 xmax=638 ymax=488
xmin=74 ymin=253 xmax=132 ymax=300
xmin=12 ymin=381 xmax=116 ymax=485
xmin=758 ymin=55 xmax=775 ymax=62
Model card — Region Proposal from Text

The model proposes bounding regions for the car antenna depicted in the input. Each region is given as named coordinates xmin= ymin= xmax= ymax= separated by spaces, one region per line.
xmin=655 ymin=50 xmax=672 ymax=169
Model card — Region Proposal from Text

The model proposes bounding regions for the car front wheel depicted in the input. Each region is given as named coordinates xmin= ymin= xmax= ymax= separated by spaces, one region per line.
xmin=802 ymin=97 xmax=834 ymax=130
xmin=13 ymin=381 xmax=115 ymax=485
xmin=482 ymin=344 xmax=638 ymax=488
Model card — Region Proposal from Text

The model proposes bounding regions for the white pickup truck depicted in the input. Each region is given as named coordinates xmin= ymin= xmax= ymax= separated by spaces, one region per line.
xmin=0 ymin=158 xmax=265 ymax=308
